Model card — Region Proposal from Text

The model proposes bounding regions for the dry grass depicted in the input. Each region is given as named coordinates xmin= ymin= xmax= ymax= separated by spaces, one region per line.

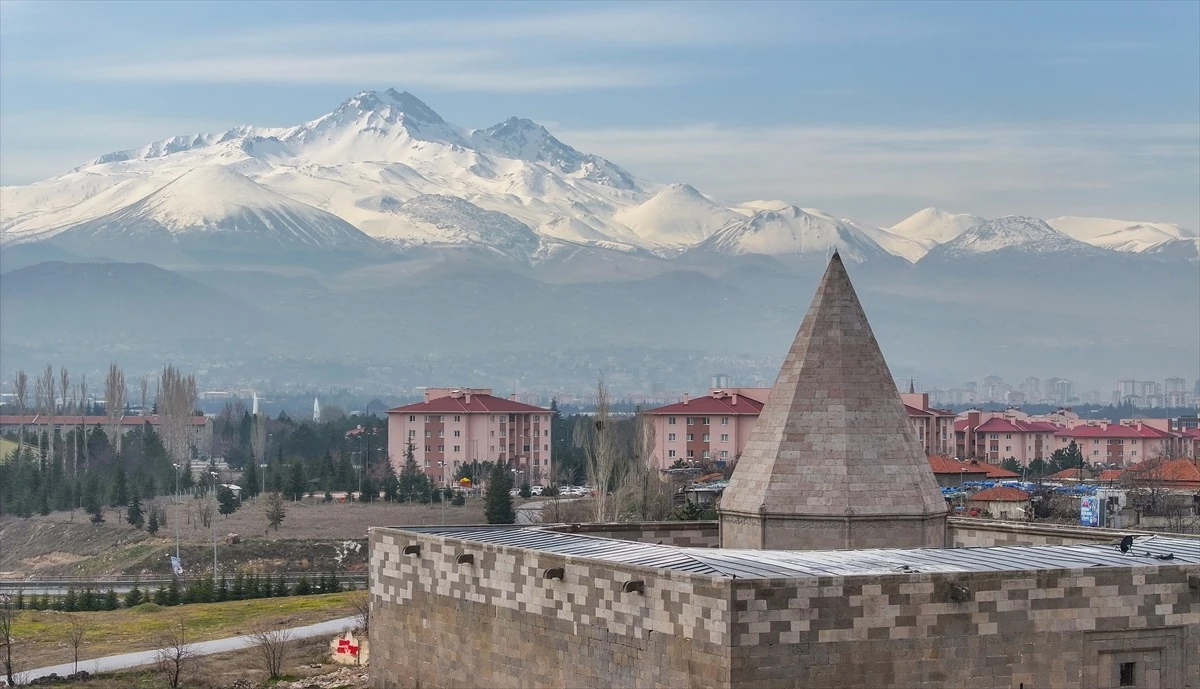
xmin=8 ymin=593 xmax=355 ymax=670
xmin=1 ymin=498 xmax=490 ymax=577
xmin=29 ymin=636 xmax=346 ymax=688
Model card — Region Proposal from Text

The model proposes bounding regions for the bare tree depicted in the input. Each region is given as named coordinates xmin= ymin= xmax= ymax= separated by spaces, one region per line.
xmin=1 ymin=591 xmax=17 ymax=687
xmin=248 ymin=621 xmax=294 ymax=679
xmin=198 ymin=500 xmax=213 ymax=529
xmin=349 ymin=589 xmax=370 ymax=635
xmin=159 ymin=365 xmax=198 ymax=467
xmin=155 ymin=616 xmax=198 ymax=689
xmin=140 ymin=375 xmax=149 ymax=416
xmin=252 ymin=412 xmax=269 ymax=469
xmin=59 ymin=368 xmax=71 ymax=475
xmin=78 ymin=375 xmax=89 ymax=473
xmin=38 ymin=365 xmax=57 ymax=468
xmin=614 ymin=412 xmax=672 ymax=521
xmin=65 ymin=613 xmax=90 ymax=675
xmin=264 ymin=492 xmax=286 ymax=532
xmin=584 ymin=377 xmax=620 ymax=522
xmin=105 ymin=363 xmax=126 ymax=456
xmin=13 ymin=370 xmax=28 ymax=454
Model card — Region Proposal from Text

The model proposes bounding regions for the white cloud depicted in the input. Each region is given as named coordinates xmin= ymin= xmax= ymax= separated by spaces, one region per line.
xmin=559 ymin=121 xmax=1200 ymax=226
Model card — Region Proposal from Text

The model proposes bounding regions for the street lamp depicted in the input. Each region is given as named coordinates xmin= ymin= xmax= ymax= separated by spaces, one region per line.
xmin=171 ymin=463 xmax=182 ymax=564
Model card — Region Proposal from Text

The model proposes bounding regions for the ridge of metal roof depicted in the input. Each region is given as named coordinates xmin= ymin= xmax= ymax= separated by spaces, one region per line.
xmin=393 ymin=525 xmax=1200 ymax=580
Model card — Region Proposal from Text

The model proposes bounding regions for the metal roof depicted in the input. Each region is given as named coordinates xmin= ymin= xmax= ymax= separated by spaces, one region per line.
xmin=397 ymin=525 xmax=1200 ymax=580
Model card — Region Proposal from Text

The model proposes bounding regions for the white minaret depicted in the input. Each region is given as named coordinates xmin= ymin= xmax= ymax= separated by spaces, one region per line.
xmin=313 ymin=397 xmax=321 ymax=422
xmin=252 ymin=392 xmax=259 ymax=416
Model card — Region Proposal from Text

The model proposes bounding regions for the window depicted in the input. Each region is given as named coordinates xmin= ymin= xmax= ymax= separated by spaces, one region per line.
xmin=490 ymin=430 xmax=495 ymax=437
xmin=424 ymin=460 xmax=430 ymax=467
xmin=721 ymin=417 xmax=729 ymax=425
xmin=424 ymin=445 xmax=431 ymax=452
xmin=686 ymin=450 xmax=694 ymax=458
xmin=425 ymin=415 xmax=433 ymax=423
xmin=1093 ymin=450 xmax=1099 ymax=456
xmin=425 ymin=430 xmax=431 ymax=438
xmin=702 ymin=417 xmax=710 ymax=425
xmin=702 ymin=450 xmax=710 ymax=459
xmin=668 ymin=433 xmax=676 ymax=441
xmin=408 ymin=429 xmax=416 ymax=437
xmin=687 ymin=433 xmax=694 ymax=442
xmin=544 ymin=444 xmax=548 ymax=451
xmin=438 ymin=430 xmax=444 ymax=438
xmin=668 ymin=416 xmax=676 ymax=425
xmin=720 ymin=450 xmax=728 ymax=459
xmin=1094 ymin=439 xmax=1100 ymax=445
xmin=438 ymin=416 xmax=444 ymax=422
xmin=500 ymin=432 xmax=506 ymax=438
xmin=668 ymin=450 xmax=676 ymax=458
xmin=438 ymin=445 xmax=444 ymax=452
xmin=990 ymin=434 xmax=998 ymax=440
xmin=1119 ymin=662 xmax=1136 ymax=687
xmin=454 ymin=430 xmax=461 ymax=437
xmin=453 ymin=445 xmax=460 ymax=453
xmin=1005 ymin=446 xmax=1011 ymax=452
xmin=454 ymin=415 xmax=461 ymax=422
xmin=1005 ymin=434 xmax=1012 ymax=440
xmin=409 ymin=415 xmax=415 ymax=422
xmin=1131 ymin=451 xmax=1137 ymax=457
xmin=686 ymin=417 xmax=694 ymax=425
xmin=490 ymin=446 xmax=495 ymax=452
xmin=702 ymin=434 xmax=710 ymax=442
xmin=720 ymin=434 xmax=729 ymax=442
xmin=509 ymin=414 xmax=515 ymax=422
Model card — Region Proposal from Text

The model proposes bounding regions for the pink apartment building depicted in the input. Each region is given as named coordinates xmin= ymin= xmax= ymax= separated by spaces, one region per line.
xmin=1054 ymin=421 xmax=1184 ymax=466
xmin=642 ymin=388 xmax=955 ymax=469
xmin=385 ymin=388 xmax=553 ymax=486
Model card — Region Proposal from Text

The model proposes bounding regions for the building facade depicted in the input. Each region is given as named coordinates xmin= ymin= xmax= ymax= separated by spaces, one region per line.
xmin=641 ymin=388 xmax=768 ymax=469
xmin=0 ymin=414 xmax=213 ymax=457
xmin=385 ymin=388 xmax=553 ymax=486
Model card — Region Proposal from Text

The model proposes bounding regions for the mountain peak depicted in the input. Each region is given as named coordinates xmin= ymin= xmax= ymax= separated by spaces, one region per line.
xmin=925 ymin=215 xmax=1093 ymax=259
xmin=890 ymin=207 xmax=986 ymax=247
xmin=341 ymin=89 xmax=445 ymax=125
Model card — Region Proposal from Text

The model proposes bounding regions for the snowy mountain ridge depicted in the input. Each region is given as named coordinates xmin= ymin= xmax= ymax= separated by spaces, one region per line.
xmin=0 ymin=89 xmax=1193 ymax=266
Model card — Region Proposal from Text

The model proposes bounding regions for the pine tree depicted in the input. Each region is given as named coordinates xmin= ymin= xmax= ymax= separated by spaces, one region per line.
xmin=63 ymin=588 xmax=78 ymax=612
xmin=217 ymin=485 xmax=238 ymax=517
xmin=153 ymin=585 xmax=169 ymax=605
xmin=518 ymin=482 xmax=532 ymax=499
xmin=111 ymin=465 xmax=129 ymax=508
xmin=215 ymin=576 xmax=229 ymax=602
xmin=37 ymin=488 xmax=51 ymax=516
xmin=125 ymin=584 xmax=144 ymax=608
xmin=83 ymin=474 xmax=105 ymax=524
xmin=104 ymin=588 xmax=118 ymax=610
xmin=293 ymin=575 xmax=311 ymax=596
xmin=241 ymin=458 xmax=260 ymax=499
xmin=126 ymin=488 xmax=145 ymax=529
xmin=288 ymin=462 xmax=306 ymax=502
xmin=79 ymin=588 xmax=95 ymax=611
xmin=359 ymin=472 xmax=376 ymax=504
xmin=484 ymin=463 xmax=516 ymax=524
xmin=147 ymin=507 xmax=159 ymax=535
xmin=167 ymin=578 xmax=181 ymax=606
xmin=397 ymin=440 xmax=428 ymax=502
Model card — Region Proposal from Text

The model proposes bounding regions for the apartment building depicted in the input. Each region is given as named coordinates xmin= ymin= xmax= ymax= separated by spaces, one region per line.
xmin=385 ymin=388 xmax=553 ymax=486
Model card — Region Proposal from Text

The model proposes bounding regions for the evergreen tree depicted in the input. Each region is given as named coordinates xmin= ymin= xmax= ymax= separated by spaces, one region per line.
xmin=125 ymin=584 xmax=144 ymax=608
xmin=382 ymin=464 xmax=400 ymax=503
xmin=84 ymin=474 xmax=105 ymax=524
xmin=63 ymin=588 xmax=78 ymax=612
xmin=167 ymin=578 xmax=181 ymax=606
xmin=518 ymin=482 xmax=532 ymax=499
xmin=111 ymin=465 xmax=129 ymax=508
xmin=153 ymin=585 xmax=169 ymax=605
xmin=397 ymin=440 xmax=428 ymax=502
xmin=217 ymin=485 xmax=238 ymax=517
xmin=359 ymin=472 xmax=376 ymax=503
xmin=104 ymin=588 xmax=119 ymax=610
xmin=37 ymin=487 xmax=51 ymax=516
xmin=293 ymin=575 xmax=311 ymax=596
xmin=323 ymin=489 xmax=333 ymax=503
xmin=79 ymin=588 xmax=95 ymax=611
xmin=126 ymin=488 xmax=145 ymax=529
xmin=287 ymin=462 xmax=307 ymax=502
xmin=241 ymin=458 xmax=260 ymax=499
xmin=484 ymin=463 xmax=516 ymax=524
xmin=147 ymin=507 xmax=159 ymax=535
xmin=14 ymin=592 xmax=24 ymax=610
xmin=216 ymin=576 xmax=229 ymax=602
xmin=246 ymin=574 xmax=260 ymax=600
xmin=231 ymin=574 xmax=245 ymax=600
xmin=450 ymin=491 xmax=466 ymax=506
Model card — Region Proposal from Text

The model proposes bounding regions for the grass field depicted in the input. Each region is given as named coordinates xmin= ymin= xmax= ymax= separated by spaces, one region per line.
xmin=1 ymin=497 xmax=495 ymax=577
xmin=9 ymin=592 xmax=358 ymax=671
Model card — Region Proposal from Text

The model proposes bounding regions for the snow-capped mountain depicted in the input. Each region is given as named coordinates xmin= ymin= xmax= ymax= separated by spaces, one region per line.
xmin=889 ymin=208 xmax=987 ymax=253
xmin=46 ymin=165 xmax=379 ymax=259
xmin=612 ymin=184 xmax=743 ymax=250
xmin=692 ymin=206 xmax=892 ymax=262
xmin=921 ymin=215 xmax=1102 ymax=261
xmin=1046 ymin=216 xmax=1197 ymax=252
xmin=0 ymin=88 xmax=1194 ymax=270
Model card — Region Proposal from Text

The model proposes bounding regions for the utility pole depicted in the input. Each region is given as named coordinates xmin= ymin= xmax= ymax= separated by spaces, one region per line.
xmin=172 ymin=463 xmax=181 ymax=562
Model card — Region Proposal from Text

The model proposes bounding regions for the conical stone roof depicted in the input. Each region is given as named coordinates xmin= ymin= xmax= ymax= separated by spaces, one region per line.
xmin=719 ymin=253 xmax=947 ymax=550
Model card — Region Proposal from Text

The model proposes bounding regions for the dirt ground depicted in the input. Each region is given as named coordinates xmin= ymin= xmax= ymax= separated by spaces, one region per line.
xmin=29 ymin=636 xmax=368 ymax=688
xmin=9 ymin=592 xmax=358 ymax=670
xmin=1 ymin=497 xmax=492 ymax=578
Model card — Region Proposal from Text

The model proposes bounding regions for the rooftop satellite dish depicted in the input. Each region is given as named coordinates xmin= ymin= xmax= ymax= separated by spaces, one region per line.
xmin=1119 ymin=535 xmax=1134 ymax=554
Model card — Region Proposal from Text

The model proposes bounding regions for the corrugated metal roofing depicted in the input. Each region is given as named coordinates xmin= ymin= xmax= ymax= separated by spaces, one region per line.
xmin=398 ymin=525 xmax=1200 ymax=580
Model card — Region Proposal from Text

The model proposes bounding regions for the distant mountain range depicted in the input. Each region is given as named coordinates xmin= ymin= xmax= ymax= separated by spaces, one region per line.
xmin=1 ymin=89 xmax=1196 ymax=392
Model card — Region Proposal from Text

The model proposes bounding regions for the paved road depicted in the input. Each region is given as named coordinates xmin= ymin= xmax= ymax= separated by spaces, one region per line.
xmin=5 ymin=615 xmax=358 ymax=686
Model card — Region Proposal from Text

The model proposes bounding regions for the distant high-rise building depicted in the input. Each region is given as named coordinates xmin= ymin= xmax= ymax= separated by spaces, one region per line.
xmin=1045 ymin=378 xmax=1073 ymax=403
xmin=1117 ymin=379 xmax=1137 ymax=399
xmin=1135 ymin=381 xmax=1160 ymax=398
xmin=712 ymin=373 xmax=733 ymax=389
xmin=313 ymin=397 xmax=321 ymax=422
xmin=1022 ymin=377 xmax=1041 ymax=401
xmin=252 ymin=392 xmax=259 ymax=415
xmin=1164 ymin=377 xmax=1186 ymax=394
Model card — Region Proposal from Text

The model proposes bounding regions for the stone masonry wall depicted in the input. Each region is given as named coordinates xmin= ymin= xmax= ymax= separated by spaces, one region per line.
xmin=546 ymin=521 xmax=719 ymax=548
xmin=369 ymin=527 xmax=732 ymax=689
xmin=949 ymin=518 xmax=1157 ymax=547
xmin=730 ymin=564 xmax=1200 ymax=689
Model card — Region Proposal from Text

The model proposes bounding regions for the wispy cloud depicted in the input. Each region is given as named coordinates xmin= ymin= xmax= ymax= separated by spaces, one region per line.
xmin=560 ymin=121 xmax=1200 ymax=223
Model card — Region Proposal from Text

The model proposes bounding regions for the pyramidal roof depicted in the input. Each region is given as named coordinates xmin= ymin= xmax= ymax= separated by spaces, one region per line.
xmin=720 ymin=252 xmax=947 ymax=520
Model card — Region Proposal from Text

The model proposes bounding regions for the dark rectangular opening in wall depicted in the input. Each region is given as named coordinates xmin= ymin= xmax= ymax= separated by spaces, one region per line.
xmin=1119 ymin=661 xmax=1136 ymax=687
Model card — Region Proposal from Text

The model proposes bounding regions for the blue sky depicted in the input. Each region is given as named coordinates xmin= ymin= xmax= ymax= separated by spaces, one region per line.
xmin=1 ymin=0 xmax=1197 ymax=227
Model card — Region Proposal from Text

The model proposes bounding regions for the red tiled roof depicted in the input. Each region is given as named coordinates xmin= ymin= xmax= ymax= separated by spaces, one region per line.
xmin=1126 ymin=458 xmax=1200 ymax=484
xmin=969 ymin=486 xmax=1031 ymax=502
xmin=963 ymin=459 xmax=1020 ymax=479
xmin=954 ymin=419 xmax=971 ymax=432
xmin=1055 ymin=423 xmax=1176 ymax=439
xmin=1048 ymin=468 xmax=1087 ymax=480
xmin=928 ymin=455 xmax=980 ymax=474
xmin=1097 ymin=469 xmax=1124 ymax=482
xmin=386 ymin=394 xmax=549 ymax=415
xmin=975 ymin=418 xmax=1060 ymax=434
xmin=644 ymin=395 xmax=765 ymax=416
xmin=0 ymin=414 xmax=207 ymax=426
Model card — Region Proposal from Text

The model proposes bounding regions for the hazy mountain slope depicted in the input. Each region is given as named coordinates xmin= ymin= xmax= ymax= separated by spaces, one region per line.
xmin=921 ymin=216 xmax=1102 ymax=260
xmin=889 ymin=208 xmax=987 ymax=255
xmin=1047 ymin=216 xmax=1197 ymax=252
xmin=612 ymin=184 xmax=743 ymax=250
xmin=692 ymin=206 xmax=893 ymax=262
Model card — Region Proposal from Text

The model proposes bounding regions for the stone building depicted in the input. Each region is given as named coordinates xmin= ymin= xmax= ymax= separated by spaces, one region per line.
xmin=718 ymin=252 xmax=948 ymax=550
xmin=369 ymin=254 xmax=1200 ymax=689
